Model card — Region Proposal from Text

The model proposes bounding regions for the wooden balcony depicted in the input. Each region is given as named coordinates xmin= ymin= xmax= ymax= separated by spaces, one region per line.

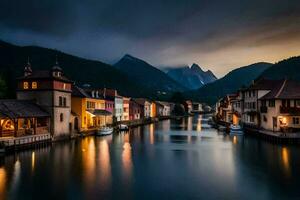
xmin=280 ymin=106 xmax=300 ymax=115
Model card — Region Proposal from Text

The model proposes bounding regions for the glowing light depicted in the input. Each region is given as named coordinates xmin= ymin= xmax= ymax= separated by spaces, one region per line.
xmin=122 ymin=142 xmax=133 ymax=181
xmin=31 ymin=152 xmax=35 ymax=171
xmin=233 ymin=136 xmax=237 ymax=144
xmin=0 ymin=168 xmax=6 ymax=200
xmin=197 ymin=117 xmax=202 ymax=132
xmin=98 ymin=139 xmax=111 ymax=189
xmin=149 ymin=124 xmax=154 ymax=144
xmin=282 ymin=117 xmax=287 ymax=125
xmin=282 ymin=147 xmax=290 ymax=174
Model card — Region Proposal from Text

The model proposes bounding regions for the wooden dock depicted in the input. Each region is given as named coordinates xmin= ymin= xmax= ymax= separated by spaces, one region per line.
xmin=0 ymin=133 xmax=51 ymax=152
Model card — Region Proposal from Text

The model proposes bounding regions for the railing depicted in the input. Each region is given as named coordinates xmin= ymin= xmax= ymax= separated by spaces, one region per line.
xmin=280 ymin=106 xmax=300 ymax=115
xmin=260 ymin=106 xmax=268 ymax=113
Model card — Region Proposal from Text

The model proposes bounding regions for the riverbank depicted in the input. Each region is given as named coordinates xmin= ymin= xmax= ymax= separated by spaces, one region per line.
xmin=0 ymin=114 xmax=193 ymax=154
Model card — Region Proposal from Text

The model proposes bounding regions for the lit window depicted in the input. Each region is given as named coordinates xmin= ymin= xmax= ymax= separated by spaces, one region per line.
xmin=63 ymin=83 xmax=66 ymax=90
xmin=32 ymin=82 xmax=37 ymax=89
xmin=23 ymin=82 xmax=29 ymax=89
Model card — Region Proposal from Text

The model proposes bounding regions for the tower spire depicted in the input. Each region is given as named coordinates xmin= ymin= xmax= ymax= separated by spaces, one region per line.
xmin=24 ymin=56 xmax=32 ymax=76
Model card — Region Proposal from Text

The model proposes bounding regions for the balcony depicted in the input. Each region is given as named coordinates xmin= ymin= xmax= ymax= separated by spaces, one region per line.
xmin=260 ymin=106 xmax=268 ymax=113
xmin=280 ymin=106 xmax=300 ymax=115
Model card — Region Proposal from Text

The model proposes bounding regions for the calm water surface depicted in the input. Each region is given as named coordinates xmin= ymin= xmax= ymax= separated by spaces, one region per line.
xmin=1 ymin=115 xmax=300 ymax=200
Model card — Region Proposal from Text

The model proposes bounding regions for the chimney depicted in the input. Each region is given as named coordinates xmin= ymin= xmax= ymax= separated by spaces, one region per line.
xmin=103 ymin=88 xmax=106 ymax=98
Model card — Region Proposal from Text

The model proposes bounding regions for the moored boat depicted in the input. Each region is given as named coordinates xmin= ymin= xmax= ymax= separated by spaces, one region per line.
xmin=118 ymin=124 xmax=129 ymax=131
xmin=96 ymin=127 xmax=113 ymax=136
xmin=230 ymin=124 xmax=244 ymax=135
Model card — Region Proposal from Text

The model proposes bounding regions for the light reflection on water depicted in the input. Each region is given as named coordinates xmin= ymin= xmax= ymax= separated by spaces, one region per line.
xmin=0 ymin=115 xmax=300 ymax=199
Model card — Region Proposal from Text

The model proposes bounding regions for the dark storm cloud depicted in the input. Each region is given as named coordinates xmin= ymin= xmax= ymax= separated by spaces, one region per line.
xmin=1 ymin=0 xmax=300 ymax=76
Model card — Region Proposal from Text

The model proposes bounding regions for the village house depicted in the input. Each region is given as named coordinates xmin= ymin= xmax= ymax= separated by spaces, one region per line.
xmin=259 ymin=79 xmax=300 ymax=133
xmin=122 ymin=97 xmax=130 ymax=121
xmin=231 ymin=91 xmax=243 ymax=125
xmin=241 ymin=79 xmax=282 ymax=130
xmin=101 ymin=88 xmax=123 ymax=122
xmin=16 ymin=60 xmax=73 ymax=140
xmin=215 ymin=94 xmax=237 ymax=124
xmin=71 ymin=86 xmax=112 ymax=132
xmin=185 ymin=100 xmax=193 ymax=114
xmin=192 ymin=102 xmax=203 ymax=113
xmin=129 ymin=99 xmax=143 ymax=120
xmin=150 ymin=101 xmax=157 ymax=118
xmin=134 ymin=98 xmax=152 ymax=118
xmin=156 ymin=101 xmax=171 ymax=117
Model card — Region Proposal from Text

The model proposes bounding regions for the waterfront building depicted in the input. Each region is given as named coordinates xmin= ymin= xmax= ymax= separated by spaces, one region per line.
xmin=156 ymin=101 xmax=171 ymax=116
xmin=215 ymin=94 xmax=237 ymax=124
xmin=134 ymin=98 xmax=152 ymax=118
xmin=241 ymin=79 xmax=282 ymax=129
xmin=129 ymin=99 xmax=143 ymax=120
xmin=101 ymin=88 xmax=123 ymax=122
xmin=259 ymin=79 xmax=300 ymax=133
xmin=122 ymin=97 xmax=130 ymax=121
xmin=231 ymin=91 xmax=243 ymax=125
xmin=16 ymin=60 xmax=73 ymax=140
xmin=71 ymin=86 xmax=112 ymax=132
xmin=150 ymin=101 xmax=157 ymax=118
xmin=192 ymin=102 xmax=203 ymax=113
xmin=0 ymin=100 xmax=50 ymax=138
xmin=184 ymin=100 xmax=193 ymax=114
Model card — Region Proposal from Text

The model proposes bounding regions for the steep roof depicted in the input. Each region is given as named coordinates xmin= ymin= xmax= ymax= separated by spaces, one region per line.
xmin=133 ymin=98 xmax=152 ymax=105
xmin=245 ymin=79 xmax=283 ymax=91
xmin=17 ymin=70 xmax=73 ymax=83
xmin=260 ymin=79 xmax=300 ymax=99
xmin=0 ymin=100 xmax=50 ymax=118
xmin=72 ymin=85 xmax=91 ymax=98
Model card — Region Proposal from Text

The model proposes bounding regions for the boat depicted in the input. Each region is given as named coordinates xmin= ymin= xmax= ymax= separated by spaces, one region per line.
xmin=118 ymin=124 xmax=129 ymax=131
xmin=230 ymin=124 xmax=244 ymax=135
xmin=96 ymin=127 xmax=113 ymax=136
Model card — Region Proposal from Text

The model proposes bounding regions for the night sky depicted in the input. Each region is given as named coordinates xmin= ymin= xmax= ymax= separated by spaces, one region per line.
xmin=1 ymin=0 xmax=300 ymax=77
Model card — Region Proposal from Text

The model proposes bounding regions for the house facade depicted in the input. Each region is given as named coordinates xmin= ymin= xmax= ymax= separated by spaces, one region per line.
xmin=71 ymin=86 xmax=112 ymax=132
xmin=134 ymin=98 xmax=151 ymax=118
xmin=129 ymin=99 xmax=142 ymax=120
xmin=259 ymin=80 xmax=300 ymax=133
xmin=122 ymin=97 xmax=130 ymax=121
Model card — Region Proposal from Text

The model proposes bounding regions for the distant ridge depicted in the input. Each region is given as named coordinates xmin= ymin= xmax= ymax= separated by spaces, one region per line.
xmin=114 ymin=54 xmax=187 ymax=93
xmin=186 ymin=62 xmax=272 ymax=104
xmin=166 ymin=63 xmax=217 ymax=90
xmin=0 ymin=40 xmax=154 ymax=98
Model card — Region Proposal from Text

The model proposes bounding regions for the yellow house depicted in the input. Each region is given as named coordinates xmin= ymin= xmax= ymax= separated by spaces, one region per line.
xmin=150 ymin=101 xmax=157 ymax=118
xmin=71 ymin=86 xmax=112 ymax=132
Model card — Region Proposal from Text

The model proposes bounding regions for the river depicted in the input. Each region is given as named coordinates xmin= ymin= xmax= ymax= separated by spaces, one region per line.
xmin=0 ymin=114 xmax=300 ymax=200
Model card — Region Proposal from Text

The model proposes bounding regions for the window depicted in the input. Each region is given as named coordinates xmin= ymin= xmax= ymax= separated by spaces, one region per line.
xmin=60 ymin=113 xmax=64 ymax=122
xmin=63 ymin=97 xmax=67 ymax=107
xmin=250 ymin=115 xmax=255 ymax=123
xmin=261 ymin=100 xmax=266 ymax=107
xmin=263 ymin=115 xmax=267 ymax=122
xmin=59 ymin=96 xmax=63 ymax=106
xmin=23 ymin=82 xmax=29 ymax=89
xmin=296 ymin=100 xmax=300 ymax=107
xmin=269 ymin=100 xmax=275 ymax=107
xmin=32 ymin=82 xmax=37 ymax=89
xmin=63 ymin=83 xmax=66 ymax=90
xmin=293 ymin=117 xmax=299 ymax=125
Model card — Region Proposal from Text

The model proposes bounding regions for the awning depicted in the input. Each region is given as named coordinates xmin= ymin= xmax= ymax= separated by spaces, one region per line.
xmin=86 ymin=109 xmax=112 ymax=116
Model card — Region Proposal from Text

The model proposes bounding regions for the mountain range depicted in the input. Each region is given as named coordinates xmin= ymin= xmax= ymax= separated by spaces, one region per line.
xmin=166 ymin=64 xmax=217 ymax=90
xmin=1 ymin=40 xmax=300 ymax=105
xmin=186 ymin=62 xmax=273 ymax=104
xmin=114 ymin=54 xmax=187 ymax=93
xmin=0 ymin=40 xmax=152 ymax=98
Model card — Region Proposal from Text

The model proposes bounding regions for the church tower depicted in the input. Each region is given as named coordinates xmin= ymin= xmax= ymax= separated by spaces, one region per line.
xmin=16 ymin=58 xmax=73 ymax=140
